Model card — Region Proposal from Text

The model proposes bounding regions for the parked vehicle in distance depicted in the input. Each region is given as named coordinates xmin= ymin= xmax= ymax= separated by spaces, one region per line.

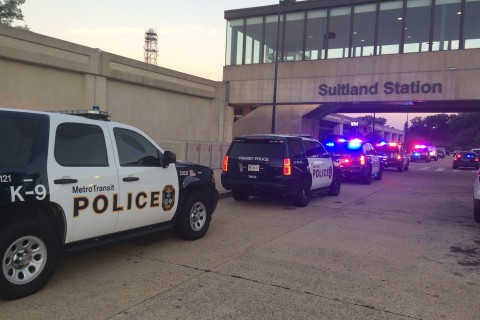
xmin=325 ymin=138 xmax=383 ymax=184
xmin=374 ymin=141 xmax=409 ymax=172
xmin=471 ymin=148 xmax=480 ymax=156
xmin=427 ymin=145 xmax=438 ymax=161
xmin=437 ymin=147 xmax=446 ymax=158
xmin=221 ymin=134 xmax=342 ymax=207
xmin=474 ymin=170 xmax=480 ymax=223
xmin=453 ymin=151 xmax=479 ymax=169
xmin=411 ymin=145 xmax=431 ymax=162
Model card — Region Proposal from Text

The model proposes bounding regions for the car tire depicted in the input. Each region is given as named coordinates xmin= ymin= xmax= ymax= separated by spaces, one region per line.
xmin=362 ymin=166 xmax=372 ymax=185
xmin=475 ymin=205 xmax=480 ymax=223
xmin=452 ymin=165 xmax=457 ymax=169
xmin=174 ymin=192 xmax=211 ymax=241
xmin=293 ymin=179 xmax=310 ymax=207
xmin=232 ymin=190 xmax=249 ymax=201
xmin=328 ymin=173 xmax=341 ymax=196
xmin=0 ymin=220 xmax=59 ymax=300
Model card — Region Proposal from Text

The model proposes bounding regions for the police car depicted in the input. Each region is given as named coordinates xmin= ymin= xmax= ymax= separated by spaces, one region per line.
xmin=0 ymin=108 xmax=219 ymax=299
xmin=474 ymin=169 xmax=480 ymax=223
xmin=375 ymin=141 xmax=409 ymax=172
xmin=221 ymin=134 xmax=342 ymax=207
xmin=325 ymin=138 xmax=383 ymax=184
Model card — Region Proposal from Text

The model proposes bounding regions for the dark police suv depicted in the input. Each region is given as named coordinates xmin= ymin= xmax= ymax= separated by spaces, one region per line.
xmin=325 ymin=138 xmax=383 ymax=184
xmin=375 ymin=141 xmax=409 ymax=172
xmin=221 ymin=134 xmax=342 ymax=207
xmin=0 ymin=108 xmax=218 ymax=299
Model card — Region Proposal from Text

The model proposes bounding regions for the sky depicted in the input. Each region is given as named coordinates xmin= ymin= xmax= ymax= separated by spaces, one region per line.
xmin=18 ymin=0 xmax=439 ymax=130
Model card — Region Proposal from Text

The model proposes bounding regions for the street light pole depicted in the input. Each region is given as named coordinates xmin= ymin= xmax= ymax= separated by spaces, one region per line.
xmin=271 ymin=0 xmax=296 ymax=134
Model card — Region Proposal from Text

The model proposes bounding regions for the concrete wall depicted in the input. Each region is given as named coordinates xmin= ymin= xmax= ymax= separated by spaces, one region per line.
xmin=223 ymin=49 xmax=480 ymax=105
xmin=0 ymin=26 xmax=233 ymax=168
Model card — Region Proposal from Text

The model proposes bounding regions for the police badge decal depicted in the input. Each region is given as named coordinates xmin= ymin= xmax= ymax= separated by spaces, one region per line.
xmin=162 ymin=185 xmax=175 ymax=211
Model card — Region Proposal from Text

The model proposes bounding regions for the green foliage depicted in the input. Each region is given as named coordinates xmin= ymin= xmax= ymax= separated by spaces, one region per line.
xmin=0 ymin=0 xmax=28 ymax=29
xmin=406 ymin=113 xmax=480 ymax=151
xmin=356 ymin=115 xmax=387 ymax=126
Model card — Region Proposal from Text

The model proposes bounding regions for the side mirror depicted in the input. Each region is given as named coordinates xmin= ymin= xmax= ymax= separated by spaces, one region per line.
xmin=161 ymin=150 xmax=176 ymax=168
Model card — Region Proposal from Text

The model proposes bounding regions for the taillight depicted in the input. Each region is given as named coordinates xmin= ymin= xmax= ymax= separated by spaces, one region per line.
xmin=283 ymin=158 xmax=291 ymax=176
xmin=360 ymin=155 xmax=366 ymax=165
xmin=397 ymin=155 xmax=401 ymax=160
xmin=222 ymin=156 xmax=228 ymax=172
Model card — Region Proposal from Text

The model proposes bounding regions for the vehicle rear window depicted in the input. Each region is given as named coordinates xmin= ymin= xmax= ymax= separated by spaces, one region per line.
xmin=0 ymin=117 xmax=40 ymax=167
xmin=326 ymin=144 xmax=363 ymax=156
xmin=376 ymin=145 xmax=399 ymax=153
xmin=229 ymin=140 xmax=285 ymax=158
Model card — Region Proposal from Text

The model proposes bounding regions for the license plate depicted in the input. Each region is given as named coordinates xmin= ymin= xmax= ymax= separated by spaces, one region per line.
xmin=248 ymin=164 xmax=260 ymax=172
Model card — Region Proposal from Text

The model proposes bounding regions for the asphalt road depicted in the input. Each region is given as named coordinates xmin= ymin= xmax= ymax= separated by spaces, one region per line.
xmin=1 ymin=156 xmax=479 ymax=319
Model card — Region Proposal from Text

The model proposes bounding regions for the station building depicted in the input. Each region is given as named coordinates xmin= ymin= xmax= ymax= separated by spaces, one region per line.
xmin=223 ymin=0 xmax=480 ymax=142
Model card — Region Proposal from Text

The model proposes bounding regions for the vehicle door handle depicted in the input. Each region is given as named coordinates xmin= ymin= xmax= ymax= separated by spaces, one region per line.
xmin=123 ymin=176 xmax=139 ymax=182
xmin=54 ymin=178 xmax=78 ymax=184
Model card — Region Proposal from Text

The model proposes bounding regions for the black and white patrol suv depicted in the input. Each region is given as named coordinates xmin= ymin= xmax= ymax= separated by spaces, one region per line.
xmin=221 ymin=134 xmax=342 ymax=207
xmin=0 ymin=108 xmax=218 ymax=299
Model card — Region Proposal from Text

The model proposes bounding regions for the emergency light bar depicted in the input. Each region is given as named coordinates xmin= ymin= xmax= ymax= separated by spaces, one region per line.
xmin=49 ymin=108 xmax=111 ymax=121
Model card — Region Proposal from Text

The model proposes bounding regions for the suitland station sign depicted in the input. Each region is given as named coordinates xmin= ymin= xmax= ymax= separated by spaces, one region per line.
xmin=318 ymin=81 xmax=443 ymax=97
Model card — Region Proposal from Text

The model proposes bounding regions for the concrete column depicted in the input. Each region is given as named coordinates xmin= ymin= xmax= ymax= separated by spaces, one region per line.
xmin=333 ymin=123 xmax=343 ymax=135
xmin=84 ymin=74 xmax=107 ymax=109
xmin=385 ymin=132 xmax=393 ymax=141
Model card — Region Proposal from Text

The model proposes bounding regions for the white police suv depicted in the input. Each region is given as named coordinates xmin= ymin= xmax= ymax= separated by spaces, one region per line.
xmin=0 ymin=108 xmax=219 ymax=299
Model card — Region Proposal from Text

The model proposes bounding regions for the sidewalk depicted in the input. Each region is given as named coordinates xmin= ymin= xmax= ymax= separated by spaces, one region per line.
xmin=214 ymin=168 xmax=231 ymax=198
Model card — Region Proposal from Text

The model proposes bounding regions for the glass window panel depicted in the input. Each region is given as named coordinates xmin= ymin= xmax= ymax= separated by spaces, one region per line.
xmin=404 ymin=0 xmax=432 ymax=53
xmin=283 ymin=12 xmax=305 ymax=61
xmin=377 ymin=1 xmax=403 ymax=55
xmin=226 ymin=19 xmax=244 ymax=66
xmin=464 ymin=0 xmax=480 ymax=49
xmin=0 ymin=117 xmax=40 ymax=167
xmin=114 ymin=128 xmax=160 ymax=167
xmin=433 ymin=0 xmax=461 ymax=51
xmin=351 ymin=4 xmax=376 ymax=57
xmin=327 ymin=7 xmax=351 ymax=59
xmin=55 ymin=123 xmax=108 ymax=167
xmin=245 ymin=17 xmax=263 ymax=64
xmin=264 ymin=15 xmax=282 ymax=63
xmin=305 ymin=10 xmax=327 ymax=60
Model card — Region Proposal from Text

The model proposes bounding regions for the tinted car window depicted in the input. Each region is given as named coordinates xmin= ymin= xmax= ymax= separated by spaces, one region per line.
xmin=229 ymin=140 xmax=285 ymax=158
xmin=287 ymin=138 xmax=304 ymax=159
xmin=0 ymin=117 xmax=40 ymax=167
xmin=55 ymin=123 xmax=108 ymax=167
xmin=377 ymin=145 xmax=401 ymax=153
xmin=304 ymin=140 xmax=319 ymax=157
xmin=114 ymin=128 xmax=160 ymax=166
xmin=326 ymin=143 xmax=363 ymax=156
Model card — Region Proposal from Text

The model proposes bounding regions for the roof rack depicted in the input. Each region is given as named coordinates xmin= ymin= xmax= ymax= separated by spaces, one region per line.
xmin=49 ymin=109 xmax=111 ymax=121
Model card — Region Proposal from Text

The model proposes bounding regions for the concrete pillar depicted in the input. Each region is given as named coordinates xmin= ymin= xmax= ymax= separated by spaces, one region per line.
xmin=84 ymin=74 xmax=107 ymax=109
xmin=333 ymin=123 xmax=343 ymax=135
xmin=385 ymin=131 xmax=393 ymax=141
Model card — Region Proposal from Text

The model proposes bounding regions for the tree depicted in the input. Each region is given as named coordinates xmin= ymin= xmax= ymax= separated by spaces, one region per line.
xmin=0 ymin=0 xmax=28 ymax=30
xmin=356 ymin=115 xmax=387 ymax=126
xmin=406 ymin=113 xmax=480 ymax=151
